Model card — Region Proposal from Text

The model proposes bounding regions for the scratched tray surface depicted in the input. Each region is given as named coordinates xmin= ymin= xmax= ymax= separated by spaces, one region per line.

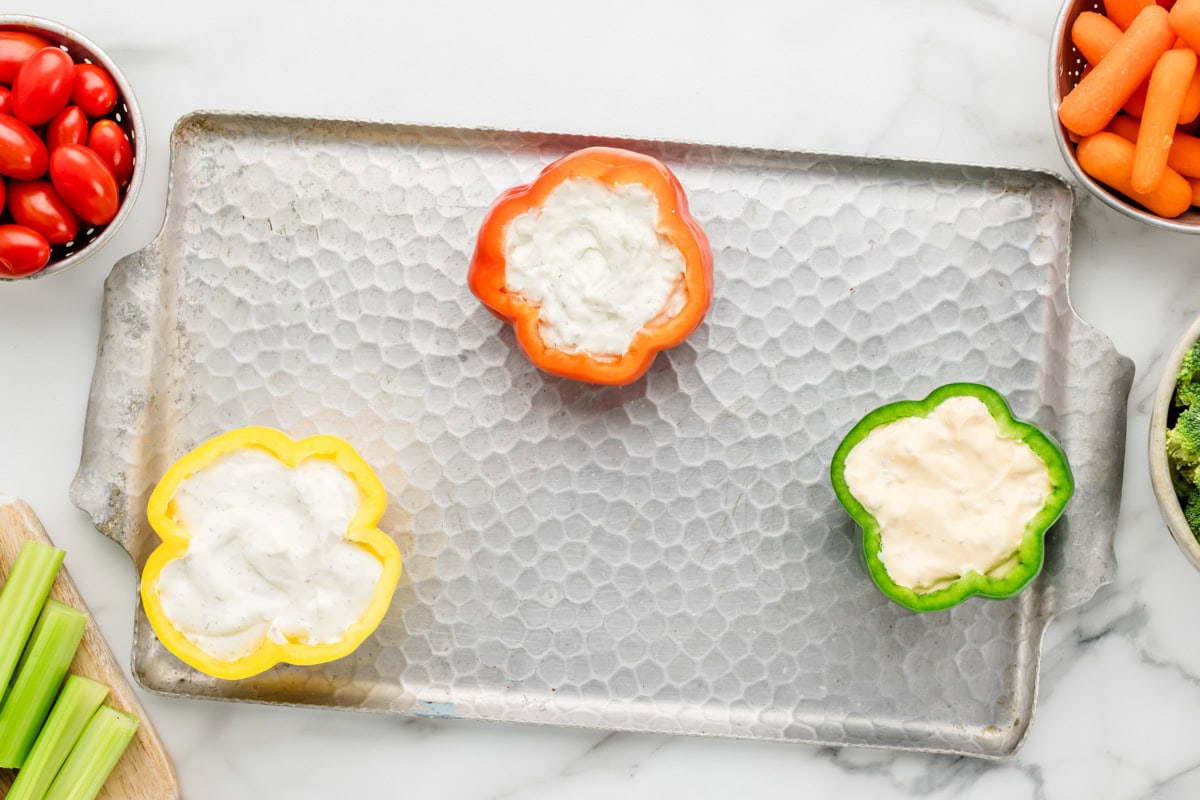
xmin=71 ymin=114 xmax=1132 ymax=758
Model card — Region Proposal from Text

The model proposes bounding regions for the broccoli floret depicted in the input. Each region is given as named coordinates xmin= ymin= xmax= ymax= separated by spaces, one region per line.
xmin=1184 ymin=491 xmax=1200 ymax=536
xmin=1167 ymin=404 xmax=1200 ymax=487
xmin=1169 ymin=341 xmax=1200 ymax=537
xmin=1177 ymin=341 xmax=1200 ymax=409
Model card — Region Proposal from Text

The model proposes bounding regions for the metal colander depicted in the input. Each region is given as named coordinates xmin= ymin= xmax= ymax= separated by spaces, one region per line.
xmin=1049 ymin=0 xmax=1200 ymax=231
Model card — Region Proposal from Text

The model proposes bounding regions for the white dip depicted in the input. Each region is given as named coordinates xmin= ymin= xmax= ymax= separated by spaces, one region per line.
xmin=155 ymin=447 xmax=384 ymax=661
xmin=842 ymin=395 xmax=1053 ymax=592
xmin=504 ymin=177 xmax=688 ymax=358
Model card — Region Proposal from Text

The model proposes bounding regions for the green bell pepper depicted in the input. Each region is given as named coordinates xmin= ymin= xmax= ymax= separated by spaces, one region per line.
xmin=830 ymin=383 xmax=1074 ymax=612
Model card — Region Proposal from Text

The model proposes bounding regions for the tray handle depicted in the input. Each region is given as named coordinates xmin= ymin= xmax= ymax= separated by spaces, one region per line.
xmin=1040 ymin=320 xmax=1134 ymax=617
xmin=70 ymin=241 xmax=171 ymax=566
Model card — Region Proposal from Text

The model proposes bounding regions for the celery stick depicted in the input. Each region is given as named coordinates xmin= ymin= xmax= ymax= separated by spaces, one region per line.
xmin=0 ymin=598 xmax=88 ymax=768
xmin=6 ymin=675 xmax=110 ymax=800
xmin=44 ymin=705 xmax=139 ymax=800
xmin=0 ymin=540 xmax=65 ymax=703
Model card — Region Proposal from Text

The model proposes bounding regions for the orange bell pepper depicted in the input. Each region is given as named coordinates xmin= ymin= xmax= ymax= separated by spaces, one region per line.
xmin=468 ymin=146 xmax=713 ymax=386
xmin=140 ymin=427 xmax=402 ymax=680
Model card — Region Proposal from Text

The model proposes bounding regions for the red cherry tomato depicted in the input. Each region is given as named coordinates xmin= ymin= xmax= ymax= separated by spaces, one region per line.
xmin=12 ymin=47 xmax=74 ymax=126
xmin=7 ymin=180 xmax=79 ymax=245
xmin=0 ymin=115 xmax=48 ymax=180
xmin=71 ymin=63 xmax=117 ymax=117
xmin=49 ymin=144 xmax=119 ymax=225
xmin=0 ymin=224 xmax=51 ymax=276
xmin=46 ymin=105 xmax=88 ymax=151
xmin=0 ymin=176 xmax=6 ymax=215
xmin=0 ymin=31 xmax=50 ymax=85
xmin=87 ymin=120 xmax=133 ymax=185
xmin=0 ymin=86 xmax=10 ymax=115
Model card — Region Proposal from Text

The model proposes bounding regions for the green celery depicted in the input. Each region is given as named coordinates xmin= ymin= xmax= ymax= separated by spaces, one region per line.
xmin=44 ymin=705 xmax=139 ymax=800
xmin=0 ymin=598 xmax=88 ymax=768
xmin=0 ymin=540 xmax=65 ymax=703
xmin=6 ymin=675 xmax=110 ymax=800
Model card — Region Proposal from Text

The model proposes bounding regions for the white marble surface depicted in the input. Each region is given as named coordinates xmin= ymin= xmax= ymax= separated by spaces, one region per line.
xmin=0 ymin=0 xmax=1197 ymax=797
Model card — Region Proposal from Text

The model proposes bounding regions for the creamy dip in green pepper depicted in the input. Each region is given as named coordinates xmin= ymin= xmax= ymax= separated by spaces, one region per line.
xmin=842 ymin=395 xmax=1053 ymax=591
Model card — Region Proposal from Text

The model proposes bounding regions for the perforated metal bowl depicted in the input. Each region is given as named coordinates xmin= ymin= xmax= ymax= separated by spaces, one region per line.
xmin=0 ymin=15 xmax=145 ymax=279
xmin=1050 ymin=0 xmax=1200 ymax=232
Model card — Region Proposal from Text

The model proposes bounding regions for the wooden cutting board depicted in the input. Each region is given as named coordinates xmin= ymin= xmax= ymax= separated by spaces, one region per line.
xmin=0 ymin=497 xmax=179 ymax=799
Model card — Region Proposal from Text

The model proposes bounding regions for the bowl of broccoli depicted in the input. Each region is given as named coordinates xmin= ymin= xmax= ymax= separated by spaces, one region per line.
xmin=1151 ymin=317 xmax=1200 ymax=570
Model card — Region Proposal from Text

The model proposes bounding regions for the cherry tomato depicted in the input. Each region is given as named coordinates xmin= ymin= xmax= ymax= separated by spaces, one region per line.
xmin=46 ymin=105 xmax=88 ymax=151
xmin=0 ymin=224 xmax=51 ymax=276
xmin=7 ymin=179 xmax=79 ymax=245
xmin=0 ymin=115 xmax=48 ymax=180
xmin=0 ymin=31 xmax=50 ymax=85
xmin=12 ymin=47 xmax=74 ymax=126
xmin=49 ymin=144 xmax=119 ymax=225
xmin=87 ymin=120 xmax=133 ymax=185
xmin=0 ymin=176 xmax=6 ymax=216
xmin=71 ymin=63 xmax=117 ymax=117
xmin=0 ymin=86 xmax=10 ymax=115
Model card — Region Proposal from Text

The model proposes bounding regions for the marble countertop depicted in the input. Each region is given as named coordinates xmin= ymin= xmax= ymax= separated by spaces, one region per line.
xmin=1 ymin=0 xmax=1197 ymax=797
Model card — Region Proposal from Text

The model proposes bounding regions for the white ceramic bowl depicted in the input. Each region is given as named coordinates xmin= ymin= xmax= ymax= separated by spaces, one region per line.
xmin=0 ymin=15 xmax=145 ymax=279
xmin=1150 ymin=314 xmax=1200 ymax=571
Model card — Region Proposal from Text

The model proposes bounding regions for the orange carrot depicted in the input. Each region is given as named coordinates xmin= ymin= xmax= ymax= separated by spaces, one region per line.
xmin=1108 ymin=113 xmax=1144 ymax=139
xmin=1074 ymin=12 xmax=1123 ymax=62
xmin=1077 ymin=131 xmax=1193 ymax=215
xmin=1126 ymin=80 xmax=1151 ymax=115
xmin=1073 ymin=64 xmax=1095 ymax=126
xmin=1178 ymin=56 xmax=1200 ymax=121
xmin=1072 ymin=14 xmax=1161 ymax=117
xmin=1133 ymin=47 xmax=1198 ymax=191
xmin=1108 ymin=112 xmax=1200 ymax=174
xmin=1190 ymin=176 xmax=1200 ymax=203
xmin=1108 ymin=0 xmax=1156 ymax=29
xmin=1171 ymin=0 xmax=1200 ymax=51
xmin=1077 ymin=63 xmax=1094 ymax=101
xmin=1059 ymin=6 xmax=1175 ymax=135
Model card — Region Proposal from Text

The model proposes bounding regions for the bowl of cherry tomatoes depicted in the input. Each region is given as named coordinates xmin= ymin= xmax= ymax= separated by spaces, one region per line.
xmin=0 ymin=15 xmax=144 ymax=279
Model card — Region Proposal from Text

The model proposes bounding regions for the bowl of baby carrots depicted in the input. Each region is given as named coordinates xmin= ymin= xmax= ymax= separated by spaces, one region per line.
xmin=1052 ymin=0 xmax=1200 ymax=230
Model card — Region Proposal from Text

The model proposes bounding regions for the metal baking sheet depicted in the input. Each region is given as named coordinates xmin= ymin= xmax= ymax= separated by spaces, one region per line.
xmin=71 ymin=113 xmax=1133 ymax=758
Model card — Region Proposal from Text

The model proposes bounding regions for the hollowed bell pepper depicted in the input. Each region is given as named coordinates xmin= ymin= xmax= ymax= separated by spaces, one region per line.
xmin=140 ymin=427 xmax=402 ymax=680
xmin=830 ymin=383 xmax=1074 ymax=612
xmin=468 ymin=146 xmax=713 ymax=386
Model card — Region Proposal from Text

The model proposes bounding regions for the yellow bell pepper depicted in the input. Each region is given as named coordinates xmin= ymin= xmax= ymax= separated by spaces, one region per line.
xmin=140 ymin=427 xmax=402 ymax=680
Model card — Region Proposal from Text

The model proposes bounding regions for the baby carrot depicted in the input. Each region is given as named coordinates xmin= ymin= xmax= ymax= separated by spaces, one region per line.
xmin=1108 ymin=113 xmax=1143 ymax=138
xmin=1133 ymin=47 xmax=1197 ymax=191
xmin=1074 ymin=12 xmax=1123 ymax=62
xmin=1172 ymin=37 xmax=1200 ymax=121
xmin=1060 ymin=6 xmax=1175 ymax=135
xmin=1108 ymin=0 xmax=1156 ymax=29
xmin=1108 ymin=112 xmax=1200 ymax=174
xmin=1171 ymin=0 xmax=1200 ymax=51
xmin=1178 ymin=59 xmax=1200 ymax=121
xmin=1070 ymin=14 xmax=1161 ymax=117
xmin=1126 ymin=81 xmax=1151 ymax=115
xmin=1077 ymin=131 xmax=1193 ymax=216
xmin=1190 ymin=176 xmax=1200 ymax=203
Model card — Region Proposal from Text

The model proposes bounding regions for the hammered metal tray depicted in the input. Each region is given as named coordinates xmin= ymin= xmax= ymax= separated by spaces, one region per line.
xmin=71 ymin=113 xmax=1133 ymax=758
